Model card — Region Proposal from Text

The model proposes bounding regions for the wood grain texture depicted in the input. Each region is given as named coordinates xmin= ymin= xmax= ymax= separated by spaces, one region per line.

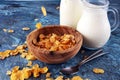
xmin=27 ymin=25 xmax=83 ymax=64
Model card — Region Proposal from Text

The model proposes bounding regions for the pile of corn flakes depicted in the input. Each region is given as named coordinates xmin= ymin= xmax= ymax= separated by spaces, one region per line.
xmin=7 ymin=64 xmax=84 ymax=80
xmin=0 ymin=43 xmax=84 ymax=80
xmin=46 ymin=75 xmax=83 ymax=80
xmin=1 ymin=44 xmax=104 ymax=80
xmin=7 ymin=64 xmax=48 ymax=80
xmin=0 ymin=44 xmax=36 ymax=60
xmin=33 ymin=33 xmax=76 ymax=51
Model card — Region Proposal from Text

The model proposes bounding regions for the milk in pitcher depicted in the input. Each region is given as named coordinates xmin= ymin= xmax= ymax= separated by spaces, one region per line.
xmin=77 ymin=0 xmax=119 ymax=49
xmin=77 ymin=8 xmax=111 ymax=48
xmin=60 ymin=0 xmax=83 ymax=29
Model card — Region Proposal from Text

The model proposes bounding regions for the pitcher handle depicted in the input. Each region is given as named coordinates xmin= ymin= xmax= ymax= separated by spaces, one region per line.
xmin=108 ymin=7 xmax=119 ymax=32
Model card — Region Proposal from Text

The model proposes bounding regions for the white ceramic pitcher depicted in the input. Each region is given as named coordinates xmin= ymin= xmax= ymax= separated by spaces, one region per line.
xmin=77 ymin=0 xmax=119 ymax=49
xmin=60 ymin=0 xmax=83 ymax=29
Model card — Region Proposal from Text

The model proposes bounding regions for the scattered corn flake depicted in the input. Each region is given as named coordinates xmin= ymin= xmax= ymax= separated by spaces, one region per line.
xmin=46 ymin=78 xmax=54 ymax=80
xmin=22 ymin=27 xmax=30 ymax=31
xmin=9 ymin=64 xmax=48 ymax=80
xmin=3 ymin=28 xmax=7 ymax=32
xmin=8 ymin=29 xmax=14 ymax=33
xmin=10 ymin=49 xmax=19 ymax=56
xmin=0 ymin=43 xmax=37 ymax=61
xmin=10 ymin=70 xmax=24 ymax=80
xmin=20 ymin=52 xmax=27 ymax=58
xmin=56 ymin=6 xmax=60 ymax=10
xmin=40 ymin=66 xmax=48 ymax=74
xmin=55 ymin=76 xmax=64 ymax=80
xmin=32 ymin=64 xmax=40 ymax=77
xmin=46 ymin=72 xmax=51 ymax=78
xmin=71 ymin=76 xmax=83 ymax=80
xmin=41 ymin=6 xmax=47 ymax=16
xmin=25 ymin=52 xmax=36 ymax=60
xmin=0 ymin=50 xmax=11 ymax=59
xmin=26 ymin=61 xmax=32 ymax=67
xmin=93 ymin=68 xmax=104 ymax=74
xmin=12 ymin=66 xmax=20 ymax=73
xmin=36 ymin=22 xmax=42 ymax=29
xmin=6 ymin=70 xmax=12 ymax=76
xmin=8 ymin=63 xmax=85 ymax=80
xmin=32 ymin=64 xmax=39 ymax=70
xmin=22 ymin=68 xmax=32 ymax=79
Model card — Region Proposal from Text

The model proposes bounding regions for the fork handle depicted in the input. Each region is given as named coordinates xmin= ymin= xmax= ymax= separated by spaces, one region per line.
xmin=81 ymin=52 xmax=107 ymax=65
xmin=77 ymin=49 xmax=107 ymax=67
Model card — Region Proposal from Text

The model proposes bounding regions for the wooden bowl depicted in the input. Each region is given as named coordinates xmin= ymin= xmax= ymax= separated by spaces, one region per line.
xmin=27 ymin=25 xmax=83 ymax=64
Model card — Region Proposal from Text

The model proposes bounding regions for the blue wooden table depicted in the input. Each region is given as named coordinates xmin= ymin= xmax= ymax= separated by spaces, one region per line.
xmin=0 ymin=1 xmax=120 ymax=80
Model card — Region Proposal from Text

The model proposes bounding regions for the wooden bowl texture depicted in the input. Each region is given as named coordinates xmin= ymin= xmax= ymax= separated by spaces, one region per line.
xmin=27 ymin=25 xmax=83 ymax=64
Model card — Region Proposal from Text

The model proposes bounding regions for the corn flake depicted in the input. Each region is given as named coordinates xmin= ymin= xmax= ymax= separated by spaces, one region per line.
xmin=8 ymin=29 xmax=14 ymax=33
xmin=10 ymin=70 xmax=24 ymax=80
xmin=46 ymin=78 xmax=54 ymax=80
xmin=12 ymin=66 xmax=20 ymax=73
xmin=3 ymin=28 xmax=7 ymax=32
xmin=71 ymin=76 xmax=83 ymax=80
xmin=22 ymin=68 xmax=32 ymax=79
xmin=6 ymin=70 xmax=12 ymax=76
xmin=26 ymin=61 xmax=32 ymax=67
xmin=22 ymin=27 xmax=30 ymax=31
xmin=32 ymin=64 xmax=40 ymax=77
xmin=36 ymin=22 xmax=42 ymax=29
xmin=10 ymin=49 xmax=19 ymax=56
xmin=41 ymin=6 xmax=47 ymax=16
xmin=39 ymin=66 xmax=48 ymax=74
xmin=46 ymin=72 xmax=51 ymax=78
xmin=33 ymin=33 xmax=76 ymax=51
xmin=25 ymin=52 xmax=36 ymax=60
xmin=55 ymin=76 xmax=64 ymax=80
xmin=93 ymin=68 xmax=104 ymax=74
xmin=0 ymin=50 xmax=11 ymax=59
xmin=20 ymin=52 xmax=27 ymax=58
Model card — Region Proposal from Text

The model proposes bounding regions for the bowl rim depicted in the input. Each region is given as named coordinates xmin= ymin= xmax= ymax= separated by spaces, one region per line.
xmin=27 ymin=25 xmax=83 ymax=54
